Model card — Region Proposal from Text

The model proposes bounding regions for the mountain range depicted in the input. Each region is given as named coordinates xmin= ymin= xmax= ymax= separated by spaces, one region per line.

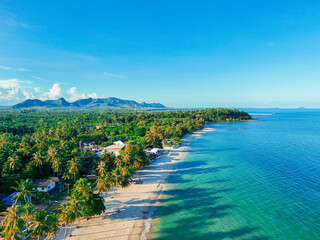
xmin=12 ymin=97 xmax=166 ymax=109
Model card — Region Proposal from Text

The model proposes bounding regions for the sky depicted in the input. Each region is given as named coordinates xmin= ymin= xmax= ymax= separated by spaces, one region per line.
xmin=0 ymin=0 xmax=320 ymax=108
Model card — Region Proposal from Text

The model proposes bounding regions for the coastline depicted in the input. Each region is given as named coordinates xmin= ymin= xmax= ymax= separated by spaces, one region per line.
xmin=55 ymin=127 xmax=213 ymax=240
xmin=142 ymin=127 xmax=215 ymax=240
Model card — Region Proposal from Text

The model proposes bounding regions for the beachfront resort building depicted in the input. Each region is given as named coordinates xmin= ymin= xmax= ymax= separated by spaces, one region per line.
xmin=144 ymin=148 xmax=161 ymax=159
xmin=93 ymin=140 xmax=128 ymax=157
xmin=105 ymin=143 xmax=126 ymax=156
xmin=113 ymin=139 xmax=128 ymax=145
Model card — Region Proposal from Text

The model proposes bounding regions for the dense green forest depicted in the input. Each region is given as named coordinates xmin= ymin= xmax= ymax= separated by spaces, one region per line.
xmin=0 ymin=108 xmax=251 ymax=193
xmin=0 ymin=108 xmax=251 ymax=239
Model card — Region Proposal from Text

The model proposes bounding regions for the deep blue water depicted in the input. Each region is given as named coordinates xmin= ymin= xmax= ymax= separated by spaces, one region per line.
xmin=153 ymin=109 xmax=320 ymax=240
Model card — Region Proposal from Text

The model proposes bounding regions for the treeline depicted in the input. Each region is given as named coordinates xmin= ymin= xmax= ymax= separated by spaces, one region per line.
xmin=0 ymin=108 xmax=251 ymax=194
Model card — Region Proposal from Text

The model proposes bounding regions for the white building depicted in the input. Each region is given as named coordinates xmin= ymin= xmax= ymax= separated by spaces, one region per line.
xmin=34 ymin=178 xmax=56 ymax=192
xmin=106 ymin=144 xmax=126 ymax=156
xmin=113 ymin=139 xmax=128 ymax=145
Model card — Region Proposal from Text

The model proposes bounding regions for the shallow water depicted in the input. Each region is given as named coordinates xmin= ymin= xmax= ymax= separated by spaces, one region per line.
xmin=152 ymin=109 xmax=320 ymax=240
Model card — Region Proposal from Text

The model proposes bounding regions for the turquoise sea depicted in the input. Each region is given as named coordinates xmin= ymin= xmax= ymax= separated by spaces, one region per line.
xmin=152 ymin=109 xmax=320 ymax=240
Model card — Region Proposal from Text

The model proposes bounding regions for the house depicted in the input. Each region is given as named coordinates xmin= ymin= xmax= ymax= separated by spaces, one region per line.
xmin=50 ymin=177 xmax=66 ymax=193
xmin=150 ymin=148 xmax=160 ymax=154
xmin=105 ymin=144 xmax=126 ymax=156
xmin=2 ymin=192 xmax=31 ymax=206
xmin=95 ymin=125 xmax=104 ymax=130
xmin=2 ymin=192 xmax=18 ymax=205
xmin=34 ymin=178 xmax=55 ymax=192
xmin=144 ymin=148 xmax=160 ymax=159
xmin=34 ymin=177 xmax=65 ymax=193
xmin=113 ymin=139 xmax=128 ymax=145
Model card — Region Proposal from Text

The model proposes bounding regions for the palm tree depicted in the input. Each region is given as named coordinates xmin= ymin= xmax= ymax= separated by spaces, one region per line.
xmin=114 ymin=157 xmax=123 ymax=169
xmin=30 ymin=210 xmax=50 ymax=240
xmin=68 ymin=198 xmax=81 ymax=231
xmin=51 ymin=157 xmax=61 ymax=177
xmin=96 ymin=174 xmax=112 ymax=197
xmin=1 ymin=204 xmax=24 ymax=240
xmin=32 ymin=152 xmax=43 ymax=175
xmin=46 ymin=213 xmax=60 ymax=240
xmin=68 ymin=158 xmax=80 ymax=182
xmin=12 ymin=178 xmax=33 ymax=205
xmin=47 ymin=147 xmax=60 ymax=176
xmin=21 ymin=203 xmax=35 ymax=231
xmin=73 ymin=178 xmax=91 ymax=199
xmin=111 ymin=168 xmax=125 ymax=198
xmin=59 ymin=203 xmax=75 ymax=239
xmin=97 ymin=161 xmax=106 ymax=176
xmin=7 ymin=155 xmax=21 ymax=174
xmin=61 ymin=199 xmax=80 ymax=236
xmin=47 ymin=147 xmax=57 ymax=162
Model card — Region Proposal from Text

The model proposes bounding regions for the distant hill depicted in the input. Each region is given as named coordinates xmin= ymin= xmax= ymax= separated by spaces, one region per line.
xmin=12 ymin=97 xmax=166 ymax=109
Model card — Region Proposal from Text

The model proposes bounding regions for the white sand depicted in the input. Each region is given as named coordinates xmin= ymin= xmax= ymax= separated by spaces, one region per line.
xmin=56 ymin=128 xmax=213 ymax=240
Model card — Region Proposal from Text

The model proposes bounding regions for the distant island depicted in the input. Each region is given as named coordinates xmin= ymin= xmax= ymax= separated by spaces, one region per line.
xmin=11 ymin=97 xmax=166 ymax=110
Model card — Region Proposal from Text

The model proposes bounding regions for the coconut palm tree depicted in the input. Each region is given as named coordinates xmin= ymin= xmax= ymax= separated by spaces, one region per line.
xmin=7 ymin=155 xmax=21 ymax=174
xmin=66 ymin=199 xmax=80 ymax=235
xmin=46 ymin=213 xmax=60 ymax=240
xmin=59 ymin=203 xmax=75 ymax=239
xmin=96 ymin=173 xmax=113 ymax=197
xmin=1 ymin=204 xmax=24 ymax=240
xmin=30 ymin=210 xmax=50 ymax=240
xmin=21 ymin=203 xmax=35 ymax=232
xmin=111 ymin=168 xmax=126 ymax=198
xmin=72 ymin=178 xmax=91 ymax=199
xmin=96 ymin=161 xmax=107 ymax=176
xmin=47 ymin=147 xmax=57 ymax=162
xmin=68 ymin=158 xmax=80 ymax=182
xmin=51 ymin=157 xmax=61 ymax=177
xmin=12 ymin=178 xmax=33 ymax=205
xmin=114 ymin=157 xmax=123 ymax=169
xmin=32 ymin=152 xmax=43 ymax=175
xmin=47 ymin=147 xmax=60 ymax=176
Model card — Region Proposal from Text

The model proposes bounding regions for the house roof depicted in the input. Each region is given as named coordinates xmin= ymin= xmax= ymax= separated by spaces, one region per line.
xmin=35 ymin=179 xmax=54 ymax=188
xmin=106 ymin=144 xmax=126 ymax=150
xmin=113 ymin=139 xmax=128 ymax=145
xmin=49 ymin=177 xmax=63 ymax=183
xmin=2 ymin=192 xmax=18 ymax=205
xmin=34 ymin=177 xmax=61 ymax=188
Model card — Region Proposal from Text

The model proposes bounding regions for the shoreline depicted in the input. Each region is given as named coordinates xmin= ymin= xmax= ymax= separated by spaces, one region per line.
xmin=55 ymin=127 xmax=213 ymax=240
xmin=141 ymin=127 xmax=215 ymax=240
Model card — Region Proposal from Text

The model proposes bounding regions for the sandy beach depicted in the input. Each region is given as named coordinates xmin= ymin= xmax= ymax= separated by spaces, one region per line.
xmin=56 ymin=128 xmax=213 ymax=240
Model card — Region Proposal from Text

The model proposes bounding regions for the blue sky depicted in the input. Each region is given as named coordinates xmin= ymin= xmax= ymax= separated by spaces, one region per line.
xmin=0 ymin=0 xmax=320 ymax=107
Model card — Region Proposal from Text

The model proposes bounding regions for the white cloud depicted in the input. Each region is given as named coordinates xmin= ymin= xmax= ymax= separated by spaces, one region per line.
xmin=88 ymin=92 xmax=98 ymax=98
xmin=0 ymin=88 xmax=20 ymax=100
xmin=0 ymin=79 xmax=31 ymax=89
xmin=16 ymin=68 xmax=31 ymax=72
xmin=0 ymin=80 xmax=99 ymax=104
xmin=32 ymin=76 xmax=46 ymax=80
xmin=4 ymin=18 xmax=32 ymax=29
xmin=0 ymin=66 xmax=12 ymax=70
xmin=103 ymin=72 xmax=126 ymax=79
xmin=43 ymin=83 xmax=62 ymax=100
xmin=22 ymin=91 xmax=35 ymax=99
xmin=67 ymin=87 xmax=87 ymax=101
xmin=0 ymin=79 xmax=33 ymax=101
xmin=34 ymin=87 xmax=41 ymax=92
xmin=0 ymin=66 xmax=31 ymax=71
